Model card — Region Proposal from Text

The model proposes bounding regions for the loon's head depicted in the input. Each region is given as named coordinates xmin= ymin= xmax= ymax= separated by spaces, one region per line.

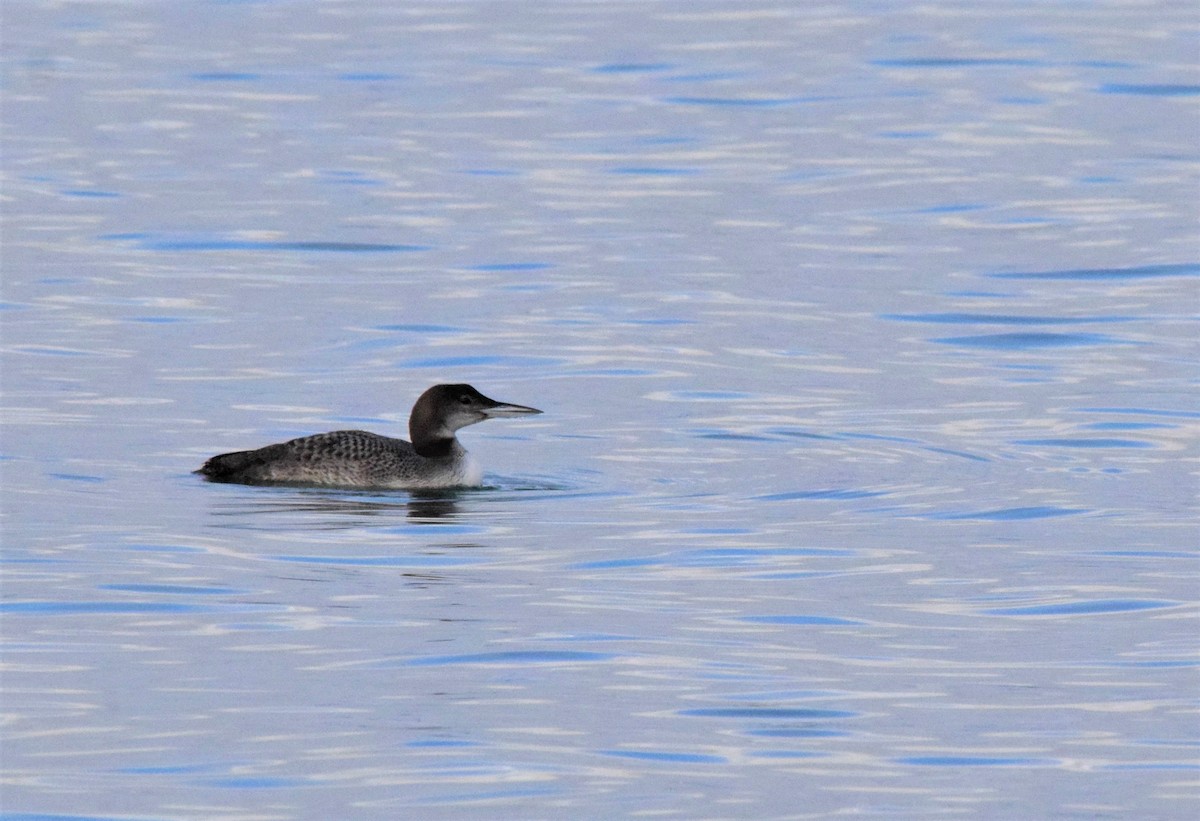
xmin=410 ymin=383 xmax=541 ymax=455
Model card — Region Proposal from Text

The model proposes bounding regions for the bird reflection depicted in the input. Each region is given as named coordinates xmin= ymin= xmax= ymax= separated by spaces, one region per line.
xmin=206 ymin=487 xmax=464 ymax=529
xmin=406 ymin=492 xmax=462 ymax=521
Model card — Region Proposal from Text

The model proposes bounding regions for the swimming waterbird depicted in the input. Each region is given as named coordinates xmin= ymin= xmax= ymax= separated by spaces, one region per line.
xmin=195 ymin=384 xmax=541 ymax=489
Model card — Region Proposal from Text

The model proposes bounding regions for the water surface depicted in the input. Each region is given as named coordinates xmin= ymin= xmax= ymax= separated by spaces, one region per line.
xmin=2 ymin=2 xmax=1197 ymax=819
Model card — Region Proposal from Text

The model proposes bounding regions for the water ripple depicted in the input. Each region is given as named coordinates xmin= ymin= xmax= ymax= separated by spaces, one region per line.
xmin=663 ymin=95 xmax=826 ymax=107
xmin=268 ymin=554 xmax=479 ymax=567
xmin=103 ymin=233 xmax=428 ymax=253
xmin=982 ymin=599 xmax=1179 ymax=617
xmin=400 ymin=650 xmax=617 ymax=667
xmin=98 ymin=583 xmax=245 ymax=595
xmin=398 ymin=354 xmax=564 ymax=369
xmin=1098 ymin=84 xmax=1200 ymax=97
xmin=1014 ymin=437 xmax=1154 ymax=449
xmin=742 ymin=615 xmax=865 ymax=626
xmin=598 ymin=749 xmax=727 ymax=764
xmin=931 ymin=332 xmax=1128 ymax=349
xmin=593 ymin=62 xmax=674 ymax=73
xmin=679 ymin=708 xmax=859 ymax=720
xmin=928 ymin=506 xmax=1087 ymax=521
xmin=873 ymin=57 xmax=1040 ymax=68
xmin=989 ymin=263 xmax=1198 ymax=280
xmin=0 ymin=601 xmax=277 ymax=615
xmin=882 ymin=312 xmax=1135 ymax=325
xmin=201 ymin=776 xmax=315 ymax=789
xmin=1076 ymin=406 xmax=1200 ymax=419
xmin=898 ymin=755 xmax=1056 ymax=767
xmin=756 ymin=489 xmax=886 ymax=501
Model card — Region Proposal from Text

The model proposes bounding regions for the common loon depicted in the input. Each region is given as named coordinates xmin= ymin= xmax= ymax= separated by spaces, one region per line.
xmin=195 ymin=384 xmax=541 ymax=489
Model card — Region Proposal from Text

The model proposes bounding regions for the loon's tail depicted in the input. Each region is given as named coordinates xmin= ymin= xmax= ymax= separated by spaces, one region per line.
xmin=195 ymin=448 xmax=274 ymax=483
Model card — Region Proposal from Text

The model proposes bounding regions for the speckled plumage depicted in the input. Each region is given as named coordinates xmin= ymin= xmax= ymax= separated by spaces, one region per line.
xmin=197 ymin=430 xmax=481 ymax=489
xmin=195 ymin=384 xmax=539 ymax=490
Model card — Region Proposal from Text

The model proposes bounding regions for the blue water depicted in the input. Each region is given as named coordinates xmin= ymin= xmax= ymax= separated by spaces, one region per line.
xmin=2 ymin=1 xmax=1198 ymax=819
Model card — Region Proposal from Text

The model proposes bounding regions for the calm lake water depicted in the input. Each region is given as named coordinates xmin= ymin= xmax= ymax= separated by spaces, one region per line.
xmin=2 ymin=1 xmax=1198 ymax=819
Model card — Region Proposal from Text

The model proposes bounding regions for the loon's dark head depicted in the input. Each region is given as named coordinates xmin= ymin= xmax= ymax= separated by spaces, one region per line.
xmin=409 ymin=384 xmax=541 ymax=456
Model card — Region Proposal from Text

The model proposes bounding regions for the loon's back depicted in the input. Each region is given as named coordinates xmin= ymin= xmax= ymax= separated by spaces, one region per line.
xmin=196 ymin=430 xmax=478 ymax=489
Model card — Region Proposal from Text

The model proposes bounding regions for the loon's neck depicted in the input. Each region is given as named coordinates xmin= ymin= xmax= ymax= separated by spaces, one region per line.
xmin=413 ymin=435 xmax=460 ymax=459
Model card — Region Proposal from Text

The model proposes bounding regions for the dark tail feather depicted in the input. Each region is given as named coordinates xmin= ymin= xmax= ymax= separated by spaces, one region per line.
xmin=195 ymin=448 xmax=274 ymax=483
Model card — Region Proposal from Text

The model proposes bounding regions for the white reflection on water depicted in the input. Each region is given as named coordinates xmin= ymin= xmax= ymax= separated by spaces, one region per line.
xmin=3 ymin=0 xmax=1198 ymax=818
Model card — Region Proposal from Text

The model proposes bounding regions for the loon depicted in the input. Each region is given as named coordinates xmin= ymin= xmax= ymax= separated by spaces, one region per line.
xmin=195 ymin=384 xmax=541 ymax=489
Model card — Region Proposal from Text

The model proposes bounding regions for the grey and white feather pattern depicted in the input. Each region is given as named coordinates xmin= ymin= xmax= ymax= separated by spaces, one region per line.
xmin=196 ymin=384 xmax=540 ymax=490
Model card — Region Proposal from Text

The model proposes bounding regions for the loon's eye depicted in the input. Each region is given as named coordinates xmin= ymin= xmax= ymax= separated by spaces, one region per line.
xmin=459 ymin=395 xmax=471 ymax=405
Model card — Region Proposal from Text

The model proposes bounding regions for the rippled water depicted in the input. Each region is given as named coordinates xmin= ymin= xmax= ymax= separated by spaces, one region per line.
xmin=3 ymin=2 xmax=1198 ymax=819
